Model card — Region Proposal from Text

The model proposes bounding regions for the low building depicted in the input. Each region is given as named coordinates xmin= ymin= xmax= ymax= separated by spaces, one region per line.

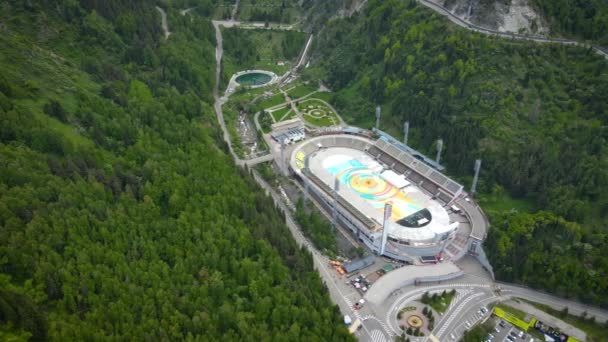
xmin=271 ymin=126 xmax=305 ymax=145
xmin=342 ymin=255 xmax=375 ymax=274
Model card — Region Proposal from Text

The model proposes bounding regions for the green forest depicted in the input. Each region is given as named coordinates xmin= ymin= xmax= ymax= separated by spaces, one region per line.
xmin=531 ymin=0 xmax=608 ymax=46
xmin=221 ymin=28 xmax=306 ymax=85
xmin=0 ymin=1 xmax=352 ymax=340
xmin=314 ymin=0 xmax=608 ymax=307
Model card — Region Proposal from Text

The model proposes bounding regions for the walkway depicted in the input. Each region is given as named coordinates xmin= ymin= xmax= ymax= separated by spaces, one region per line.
xmin=365 ymin=262 xmax=463 ymax=304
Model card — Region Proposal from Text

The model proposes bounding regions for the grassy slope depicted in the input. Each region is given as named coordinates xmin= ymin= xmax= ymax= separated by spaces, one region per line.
xmin=221 ymin=28 xmax=306 ymax=86
xmin=315 ymin=0 xmax=608 ymax=306
xmin=236 ymin=0 xmax=302 ymax=23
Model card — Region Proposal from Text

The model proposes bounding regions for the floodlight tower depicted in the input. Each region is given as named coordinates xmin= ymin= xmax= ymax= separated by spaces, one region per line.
xmin=403 ymin=121 xmax=409 ymax=145
xmin=332 ymin=177 xmax=340 ymax=230
xmin=471 ymin=159 xmax=482 ymax=196
xmin=375 ymin=106 xmax=381 ymax=130
xmin=435 ymin=139 xmax=443 ymax=164
xmin=380 ymin=202 xmax=392 ymax=256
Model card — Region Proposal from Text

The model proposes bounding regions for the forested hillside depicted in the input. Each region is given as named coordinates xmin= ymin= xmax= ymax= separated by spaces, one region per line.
xmin=314 ymin=0 xmax=608 ymax=307
xmin=0 ymin=1 xmax=351 ymax=340
xmin=531 ymin=0 xmax=608 ymax=46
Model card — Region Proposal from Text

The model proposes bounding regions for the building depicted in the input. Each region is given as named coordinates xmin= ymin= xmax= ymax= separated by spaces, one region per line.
xmin=343 ymin=256 xmax=375 ymax=274
xmin=289 ymin=132 xmax=471 ymax=263
xmin=271 ymin=126 xmax=305 ymax=144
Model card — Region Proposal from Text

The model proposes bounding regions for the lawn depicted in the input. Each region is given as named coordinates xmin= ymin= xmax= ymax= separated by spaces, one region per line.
xmin=521 ymin=299 xmax=608 ymax=341
xmin=236 ymin=0 xmax=302 ymax=23
xmin=284 ymin=110 xmax=297 ymax=120
xmin=306 ymin=91 xmax=333 ymax=103
xmin=270 ymin=107 xmax=290 ymax=122
xmin=302 ymin=115 xmax=335 ymax=127
xmin=297 ymin=99 xmax=340 ymax=127
xmin=287 ymin=84 xmax=317 ymax=99
xmin=421 ymin=290 xmax=455 ymax=314
xmin=253 ymin=92 xmax=286 ymax=112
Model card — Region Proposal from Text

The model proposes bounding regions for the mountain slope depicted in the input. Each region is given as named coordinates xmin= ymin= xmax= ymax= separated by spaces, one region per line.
xmin=313 ymin=0 xmax=608 ymax=307
xmin=0 ymin=1 xmax=351 ymax=340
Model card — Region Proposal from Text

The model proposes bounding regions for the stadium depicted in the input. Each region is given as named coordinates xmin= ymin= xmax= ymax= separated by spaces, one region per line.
xmin=289 ymin=128 xmax=468 ymax=262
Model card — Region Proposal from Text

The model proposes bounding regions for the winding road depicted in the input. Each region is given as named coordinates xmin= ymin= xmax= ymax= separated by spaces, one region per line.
xmin=415 ymin=0 xmax=608 ymax=58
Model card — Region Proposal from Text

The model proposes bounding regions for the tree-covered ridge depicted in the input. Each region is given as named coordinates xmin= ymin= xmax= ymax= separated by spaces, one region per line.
xmin=0 ymin=1 xmax=352 ymax=340
xmin=221 ymin=27 xmax=306 ymax=85
xmin=487 ymin=211 xmax=608 ymax=306
xmin=531 ymin=0 xmax=608 ymax=46
xmin=314 ymin=0 xmax=608 ymax=306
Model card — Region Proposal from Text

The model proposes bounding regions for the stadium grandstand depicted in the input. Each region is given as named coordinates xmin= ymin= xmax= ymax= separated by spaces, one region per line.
xmin=288 ymin=129 xmax=487 ymax=262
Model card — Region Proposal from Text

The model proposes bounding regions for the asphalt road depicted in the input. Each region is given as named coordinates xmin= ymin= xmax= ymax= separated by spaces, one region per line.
xmin=210 ymin=13 xmax=608 ymax=342
xmin=251 ymin=169 xmax=391 ymax=342
xmin=416 ymin=0 xmax=608 ymax=59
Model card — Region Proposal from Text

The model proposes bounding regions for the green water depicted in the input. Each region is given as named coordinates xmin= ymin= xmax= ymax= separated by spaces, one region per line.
xmin=236 ymin=72 xmax=272 ymax=86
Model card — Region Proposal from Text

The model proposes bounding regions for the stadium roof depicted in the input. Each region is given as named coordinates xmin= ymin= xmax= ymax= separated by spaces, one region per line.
xmin=373 ymin=128 xmax=445 ymax=171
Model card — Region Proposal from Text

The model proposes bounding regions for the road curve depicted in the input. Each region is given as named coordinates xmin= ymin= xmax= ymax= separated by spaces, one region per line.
xmin=414 ymin=0 xmax=607 ymax=58
xmin=212 ymin=20 xmax=242 ymax=166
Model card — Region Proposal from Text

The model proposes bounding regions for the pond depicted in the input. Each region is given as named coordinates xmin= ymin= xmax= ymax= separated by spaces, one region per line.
xmin=235 ymin=72 xmax=272 ymax=86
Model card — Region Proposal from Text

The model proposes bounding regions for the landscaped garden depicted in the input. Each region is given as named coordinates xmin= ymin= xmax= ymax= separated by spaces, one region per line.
xmin=296 ymin=99 xmax=339 ymax=127
xmin=396 ymin=304 xmax=437 ymax=338
xmin=421 ymin=289 xmax=456 ymax=314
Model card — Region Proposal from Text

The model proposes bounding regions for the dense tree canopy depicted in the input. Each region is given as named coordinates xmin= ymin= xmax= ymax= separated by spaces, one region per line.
xmin=0 ymin=1 xmax=352 ymax=340
xmin=532 ymin=0 xmax=608 ymax=46
xmin=314 ymin=0 xmax=608 ymax=306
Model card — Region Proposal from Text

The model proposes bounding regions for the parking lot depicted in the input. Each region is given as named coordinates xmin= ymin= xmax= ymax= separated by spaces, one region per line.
xmin=488 ymin=318 xmax=535 ymax=342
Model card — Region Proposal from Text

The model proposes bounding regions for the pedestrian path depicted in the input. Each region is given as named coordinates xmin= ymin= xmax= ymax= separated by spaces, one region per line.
xmin=435 ymin=292 xmax=485 ymax=338
xmin=370 ymin=329 xmax=388 ymax=342
xmin=362 ymin=315 xmax=393 ymax=336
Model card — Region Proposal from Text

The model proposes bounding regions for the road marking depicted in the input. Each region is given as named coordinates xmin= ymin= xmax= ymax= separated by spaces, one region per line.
xmin=370 ymin=329 xmax=387 ymax=342
xmin=435 ymin=292 xmax=485 ymax=339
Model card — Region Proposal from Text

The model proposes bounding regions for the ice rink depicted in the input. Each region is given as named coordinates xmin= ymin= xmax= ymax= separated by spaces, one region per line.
xmin=308 ymin=147 xmax=454 ymax=241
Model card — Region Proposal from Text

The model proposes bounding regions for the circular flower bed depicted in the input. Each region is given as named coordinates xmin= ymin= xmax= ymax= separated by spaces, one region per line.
xmin=407 ymin=314 xmax=423 ymax=328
